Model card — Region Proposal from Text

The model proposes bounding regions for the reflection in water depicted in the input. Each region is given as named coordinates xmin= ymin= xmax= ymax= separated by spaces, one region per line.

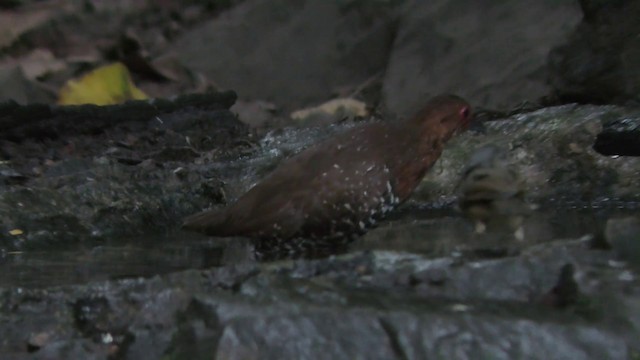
xmin=0 ymin=235 xmax=228 ymax=288
xmin=0 ymin=205 xmax=634 ymax=289
xmin=354 ymin=206 xmax=612 ymax=258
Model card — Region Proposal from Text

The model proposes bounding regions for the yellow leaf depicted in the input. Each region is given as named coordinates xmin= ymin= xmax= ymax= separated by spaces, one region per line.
xmin=9 ymin=229 xmax=23 ymax=235
xmin=58 ymin=63 xmax=148 ymax=105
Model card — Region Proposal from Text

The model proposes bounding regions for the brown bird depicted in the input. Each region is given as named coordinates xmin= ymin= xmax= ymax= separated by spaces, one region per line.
xmin=183 ymin=95 xmax=472 ymax=252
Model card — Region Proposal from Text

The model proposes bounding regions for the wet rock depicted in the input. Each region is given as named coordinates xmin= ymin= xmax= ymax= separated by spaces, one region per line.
xmin=42 ymin=158 xmax=94 ymax=178
xmin=26 ymin=331 xmax=51 ymax=352
xmin=73 ymin=296 xmax=114 ymax=339
xmin=382 ymin=0 xmax=581 ymax=115
xmin=0 ymin=164 xmax=28 ymax=186
xmin=605 ymin=217 xmax=640 ymax=266
xmin=1 ymin=238 xmax=638 ymax=359
xmin=162 ymin=300 xmax=221 ymax=360
xmin=548 ymin=0 xmax=640 ymax=104
xmin=593 ymin=116 xmax=640 ymax=156
xmin=539 ymin=263 xmax=580 ymax=308
xmin=0 ymin=91 xmax=245 ymax=249
xmin=457 ymin=144 xmax=532 ymax=239
xmin=414 ymin=104 xmax=640 ymax=204
xmin=150 ymin=147 xmax=200 ymax=163
xmin=33 ymin=339 xmax=113 ymax=360
xmin=216 ymin=309 xmax=397 ymax=360
xmin=148 ymin=108 xmax=247 ymax=152
xmin=379 ymin=310 xmax=627 ymax=360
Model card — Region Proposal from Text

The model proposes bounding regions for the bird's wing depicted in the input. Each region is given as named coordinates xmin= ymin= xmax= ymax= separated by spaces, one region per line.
xmin=184 ymin=123 xmax=397 ymax=239
xmin=226 ymin=125 xmax=396 ymax=238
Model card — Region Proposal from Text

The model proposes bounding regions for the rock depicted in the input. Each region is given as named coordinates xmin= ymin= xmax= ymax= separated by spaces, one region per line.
xmin=0 ymin=91 xmax=245 ymax=249
xmin=606 ymin=217 xmax=640 ymax=266
xmin=382 ymin=0 xmax=581 ymax=116
xmin=0 ymin=164 xmax=28 ymax=185
xmin=171 ymin=0 xmax=399 ymax=109
xmin=456 ymin=144 xmax=533 ymax=239
xmin=0 ymin=2 xmax=70 ymax=50
xmin=231 ymin=99 xmax=279 ymax=129
xmin=27 ymin=331 xmax=51 ymax=351
xmin=548 ymin=0 xmax=640 ymax=104
xmin=413 ymin=104 xmax=640 ymax=204
xmin=0 ymin=240 xmax=637 ymax=359
xmin=13 ymin=49 xmax=66 ymax=81
xmin=593 ymin=116 xmax=640 ymax=156
xmin=33 ymin=340 xmax=113 ymax=359
xmin=0 ymin=66 xmax=55 ymax=104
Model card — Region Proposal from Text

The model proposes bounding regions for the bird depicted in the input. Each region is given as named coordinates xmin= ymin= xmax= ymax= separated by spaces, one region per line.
xmin=456 ymin=144 xmax=533 ymax=241
xmin=183 ymin=95 xmax=472 ymax=256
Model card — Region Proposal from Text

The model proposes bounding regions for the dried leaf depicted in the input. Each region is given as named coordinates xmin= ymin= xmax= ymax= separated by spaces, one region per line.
xmin=58 ymin=63 xmax=148 ymax=105
xmin=9 ymin=229 xmax=23 ymax=235
xmin=290 ymin=98 xmax=368 ymax=124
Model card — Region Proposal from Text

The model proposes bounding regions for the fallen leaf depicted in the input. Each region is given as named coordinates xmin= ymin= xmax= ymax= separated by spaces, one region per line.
xmin=9 ymin=229 xmax=23 ymax=235
xmin=291 ymin=98 xmax=368 ymax=123
xmin=58 ymin=63 xmax=148 ymax=105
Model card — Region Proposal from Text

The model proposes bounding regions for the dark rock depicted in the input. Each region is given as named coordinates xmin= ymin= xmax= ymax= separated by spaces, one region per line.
xmin=605 ymin=217 xmax=640 ymax=266
xmin=0 ymin=91 xmax=238 ymax=141
xmin=593 ymin=116 xmax=640 ymax=156
xmin=0 ymin=67 xmax=55 ymax=105
xmin=0 ymin=238 xmax=638 ymax=359
xmin=0 ymin=164 xmax=28 ymax=185
xmin=382 ymin=0 xmax=581 ymax=115
xmin=171 ymin=0 xmax=399 ymax=109
xmin=26 ymin=331 xmax=51 ymax=352
xmin=33 ymin=340 xmax=113 ymax=360
xmin=231 ymin=99 xmax=279 ymax=129
xmin=540 ymin=263 xmax=580 ymax=308
xmin=411 ymin=104 xmax=640 ymax=204
xmin=412 ymin=267 xmax=448 ymax=286
xmin=42 ymin=158 xmax=95 ymax=178
xmin=73 ymin=296 xmax=113 ymax=339
xmin=216 ymin=309 xmax=397 ymax=360
xmin=161 ymin=297 xmax=224 ymax=359
xmin=548 ymin=0 xmax=640 ymax=104
xmin=150 ymin=147 xmax=200 ymax=163
xmin=0 ymin=90 xmax=246 ymax=249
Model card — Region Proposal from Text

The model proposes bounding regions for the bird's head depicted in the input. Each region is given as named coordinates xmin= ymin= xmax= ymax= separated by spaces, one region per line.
xmin=412 ymin=94 xmax=472 ymax=142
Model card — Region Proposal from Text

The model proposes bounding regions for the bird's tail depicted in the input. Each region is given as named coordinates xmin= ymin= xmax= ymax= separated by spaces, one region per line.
xmin=182 ymin=209 xmax=228 ymax=235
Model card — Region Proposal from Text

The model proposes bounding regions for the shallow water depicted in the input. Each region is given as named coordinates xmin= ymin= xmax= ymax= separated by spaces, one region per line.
xmin=0 ymin=234 xmax=228 ymax=289
xmin=0 ymin=204 xmax=636 ymax=289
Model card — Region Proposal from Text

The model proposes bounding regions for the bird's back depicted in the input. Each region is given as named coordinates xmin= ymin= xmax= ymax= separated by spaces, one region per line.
xmin=183 ymin=122 xmax=400 ymax=240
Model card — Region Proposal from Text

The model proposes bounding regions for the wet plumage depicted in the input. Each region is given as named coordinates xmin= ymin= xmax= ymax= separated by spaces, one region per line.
xmin=183 ymin=95 xmax=472 ymax=251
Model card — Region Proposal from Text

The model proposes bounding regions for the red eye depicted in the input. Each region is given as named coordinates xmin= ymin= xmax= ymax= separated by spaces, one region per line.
xmin=459 ymin=106 xmax=470 ymax=120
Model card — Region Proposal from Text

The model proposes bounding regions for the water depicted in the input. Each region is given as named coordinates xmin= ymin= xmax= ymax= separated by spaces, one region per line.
xmin=0 ymin=204 xmax=636 ymax=289
xmin=0 ymin=234 xmax=228 ymax=289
